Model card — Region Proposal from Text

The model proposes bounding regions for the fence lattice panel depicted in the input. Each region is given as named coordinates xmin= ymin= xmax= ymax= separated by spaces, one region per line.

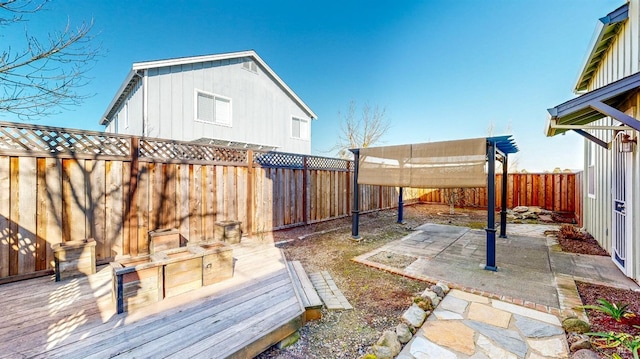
xmin=254 ymin=151 xmax=351 ymax=171
xmin=139 ymin=139 xmax=248 ymax=163
xmin=0 ymin=121 xmax=130 ymax=157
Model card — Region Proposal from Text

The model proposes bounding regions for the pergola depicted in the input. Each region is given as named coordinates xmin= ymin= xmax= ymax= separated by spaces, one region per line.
xmin=349 ymin=136 xmax=518 ymax=271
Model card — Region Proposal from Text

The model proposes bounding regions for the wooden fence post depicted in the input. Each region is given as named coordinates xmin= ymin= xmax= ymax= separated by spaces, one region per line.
xmin=302 ymin=155 xmax=309 ymax=225
xmin=246 ymin=150 xmax=254 ymax=236
xmin=126 ymin=137 xmax=139 ymax=256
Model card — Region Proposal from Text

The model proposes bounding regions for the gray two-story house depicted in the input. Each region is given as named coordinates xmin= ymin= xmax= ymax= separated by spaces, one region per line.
xmin=100 ymin=50 xmax=317 ymax=154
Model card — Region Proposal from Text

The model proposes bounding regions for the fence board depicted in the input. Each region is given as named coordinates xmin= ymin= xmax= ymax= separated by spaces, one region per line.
xmin=189 ymin=164 xmax=202 ymax=243
xmin=36 ymin=159 xmax=47 ymax=271
xmin=45 ymin=158 xmax=63 ymax=267
xmin=105 ymin=160 xmax=123 ymax=258
xmin=136 ymin=162 xmax=149 ymax=255
xmin=0 ymin=157 xmax=8 ymax=277
xmin=17 ymin=157 xmax=37 ymax=275
xmin=203 ymin=166 xmax=215 ymax=239
xmin=88 ymin=160 xmax=107 ymax=262
xmin=121 ymin=160 xmax=131 ymax=256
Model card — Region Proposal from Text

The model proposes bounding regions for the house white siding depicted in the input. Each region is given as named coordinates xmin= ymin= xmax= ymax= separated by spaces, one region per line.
xmin=581 ymin=1 xmax=640 ymax=281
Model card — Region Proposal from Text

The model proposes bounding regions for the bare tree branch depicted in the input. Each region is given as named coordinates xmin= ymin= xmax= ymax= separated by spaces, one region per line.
xmin=329 ymin=100 xmax=391 ymax=159
xmin=0 ymin=0 xmax=100 ymax=119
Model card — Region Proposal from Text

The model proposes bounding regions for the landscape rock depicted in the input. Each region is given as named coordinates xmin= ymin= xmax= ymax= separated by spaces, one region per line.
xmin=538 ymin=214 xmax=554 ymax=222
xmin=422 ymin=289 xmax=438 ymax=302
xmin=396 ymin=323 xmax=413 ymax=344
xmin=571 ymin=349 xmax=599 ymax=359
xmin=372 ymin=330 xmax=401 ymax=358
xmin=562 ymin=317 xmax=591 ymax=334
xmin=402 ymin=303 xmax=428 ymax=328
xmin=569 ymin=338 xmax=591 ymax=351
xmin=436 ymin=282 xmax=450 ymax=294
xmin=513 ymin=206 xmax=529 ymax=213
xmin=432 ymin=296 xmax=441 ymax=307
xmin=567 ymin=333 xmax=591 ymax=351
xmin=371 ymin=345 xmax=394 ymax=359
xmin=430 ymin=285 xmax=445 ymax=298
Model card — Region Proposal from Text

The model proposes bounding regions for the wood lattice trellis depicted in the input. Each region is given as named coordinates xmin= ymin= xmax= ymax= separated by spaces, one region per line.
xmin=0 ymin=121 xmax=131 ymax=158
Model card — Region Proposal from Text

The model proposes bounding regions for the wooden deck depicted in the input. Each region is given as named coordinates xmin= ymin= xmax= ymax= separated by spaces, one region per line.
xmin=0 ymin=239 xmax=304 ymax=359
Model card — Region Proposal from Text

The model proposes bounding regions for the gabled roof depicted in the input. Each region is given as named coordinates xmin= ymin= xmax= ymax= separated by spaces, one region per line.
xmin=574 ymin=3 xmax=629 ymax=93
xmin=100 ymin=50 xmax=317 ymax=125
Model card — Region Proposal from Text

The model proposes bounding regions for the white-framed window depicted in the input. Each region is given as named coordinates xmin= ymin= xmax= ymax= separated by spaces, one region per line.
xmin=291 ymin=116 xmax=309 ymax=139
xmin=587 ymin=141 xmax=596 ymax=198
xmin=195 ymin=90 xmax=232 ymax=126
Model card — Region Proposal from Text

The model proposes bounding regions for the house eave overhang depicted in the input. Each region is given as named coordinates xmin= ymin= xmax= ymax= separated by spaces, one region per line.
xmin=574 ymin=3 xmax=629 ymax=93
xmin=100 ymin=70 xmax=138 ymax=126
xmin=100 ymin=50 xmax=317 ymax=127
xmin=546 ymin=72 xmax=640 ymax=147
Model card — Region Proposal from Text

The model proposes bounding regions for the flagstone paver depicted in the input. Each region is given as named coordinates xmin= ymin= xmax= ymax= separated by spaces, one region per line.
xmin=449 ymin=289 xmax=490 ymax=304
xmin=398 ymin=289 xmax=569 ymax=359
xmin=439 ymin=295 xmax=468 ymax=314
xmin=467 ymin=302 xmax=512 ymax=328
xmin=422 ymin=321 xmax=475 ymax=355
xmin=432 ymin=308 xmax=464 ymax=320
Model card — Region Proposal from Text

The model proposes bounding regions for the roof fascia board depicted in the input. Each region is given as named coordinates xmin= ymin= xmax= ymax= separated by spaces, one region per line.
xmin=574 ymin=3 xmax=629 ymax=93
xmin=551 ymin=71 xmax=640 ymax=119
xmin=588 ymin=100 xmax=640 ymax=131
xmin=100 ymin=70 xmax=136 ymax=125
xmin=130 ymin=50 xmax=256 ymax=71
xmin=573 ymin=129 xmax=609 ymax=149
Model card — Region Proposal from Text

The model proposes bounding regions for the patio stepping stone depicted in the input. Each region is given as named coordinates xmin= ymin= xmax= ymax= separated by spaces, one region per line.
xmin=514 ymin=315 xmax=564 ymax=338
xmin=464 ymin=320 xmax=528 ymax=358
xmin=467 ymin=302 xmax=512 ymax=328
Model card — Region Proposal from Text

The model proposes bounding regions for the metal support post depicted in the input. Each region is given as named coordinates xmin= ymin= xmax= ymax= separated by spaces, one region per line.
xmin=485 ymin=141 xmax=498 ymax=271
xmin=499 ymin=154 xmax=508 ymax=238
xmin=350 ymin=149 xmax=361 ymax=240
xmin=397 ymin=187 xmax=405 ymax=224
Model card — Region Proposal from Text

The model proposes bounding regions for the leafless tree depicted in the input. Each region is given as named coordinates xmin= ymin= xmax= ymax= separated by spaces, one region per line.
xmin=330 ymin=100 xmax=391 ymax=159
xmin=0 ymin=0 xmax=100 ymax=119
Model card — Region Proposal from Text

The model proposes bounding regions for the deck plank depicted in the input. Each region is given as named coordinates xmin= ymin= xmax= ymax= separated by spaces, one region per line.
xmin=0 ymin=241 xmax=304 ymax=359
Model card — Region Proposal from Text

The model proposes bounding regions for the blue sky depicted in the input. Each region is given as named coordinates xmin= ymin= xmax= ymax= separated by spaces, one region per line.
xmin=2 ymin=0 xmax=624 ymax=171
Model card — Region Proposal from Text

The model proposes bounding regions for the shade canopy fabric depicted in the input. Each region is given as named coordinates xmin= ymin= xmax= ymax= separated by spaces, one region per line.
xmin=357 ymin=137 xmax=487 ymax=188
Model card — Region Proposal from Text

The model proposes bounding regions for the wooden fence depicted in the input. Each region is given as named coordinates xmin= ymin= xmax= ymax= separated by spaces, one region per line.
xmin=420 ymin=172 xmax=581 ymax=214
xmin=0 ymin=121 xmax=582 ymax=282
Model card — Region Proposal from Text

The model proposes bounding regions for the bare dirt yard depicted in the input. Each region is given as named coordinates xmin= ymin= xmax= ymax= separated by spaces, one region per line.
xmin=256 ymin=203 xmax=638 ymax=359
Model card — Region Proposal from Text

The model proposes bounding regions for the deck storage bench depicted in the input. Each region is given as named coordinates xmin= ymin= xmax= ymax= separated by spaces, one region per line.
xmin=53 ymin=238 xmax=97 ymax=281
xmin=111 ymin=241 xmax=234 ymax=313
xmin=214 ymin=221 xmax=242 ymax=244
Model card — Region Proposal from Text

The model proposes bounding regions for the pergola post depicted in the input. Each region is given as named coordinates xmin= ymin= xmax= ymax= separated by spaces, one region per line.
xmin=499 ymin=154 xmax=508 ymax=238
xmin=350 ymin=149 xmax=361 ymax=240
xmin=397 ymin=187 xmax=405 ymax=224
xmin=485 ymin=141 xmax=498 ymax=271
